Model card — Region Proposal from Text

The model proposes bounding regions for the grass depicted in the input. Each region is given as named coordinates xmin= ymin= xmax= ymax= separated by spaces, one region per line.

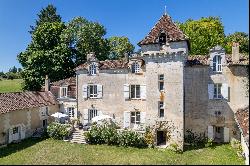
xmin=0 ymin=138 xmax=244 ymax=165
xmin=0 ymin=79 xmax=23 ymax=93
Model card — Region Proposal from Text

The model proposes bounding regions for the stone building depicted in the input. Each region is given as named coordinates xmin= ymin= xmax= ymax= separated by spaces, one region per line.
xmin=0 ymin=91 xmax=59 ymax=145
xmin=74 ymin=13 xmax=248 ymax=150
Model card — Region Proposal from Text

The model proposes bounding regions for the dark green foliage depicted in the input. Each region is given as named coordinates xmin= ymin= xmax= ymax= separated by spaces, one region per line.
xmin=184 ymin=129 xmax=208 ymax=147
xmin=108 ymin=36 xmax=134 ymax=59
xmin=47 ymin=122 xmax=71 ymax=140
xmin=30 ymin=4 xmax=62 ymax=34
xmin=85 ymin=123 xmax=147 ymax=148
xmin=177 ymin=17 xmax=226 ymax=55
xmin=225 ymin=32 xmax=249 ymax=54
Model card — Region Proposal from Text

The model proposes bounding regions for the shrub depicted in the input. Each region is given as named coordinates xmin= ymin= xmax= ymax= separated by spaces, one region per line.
xmin=47 ymin=122 xmax=71 ymax=140
xmin=85 ymin=123 xmax=147 ymax=148
xmin=169 ymin=143 xmax=183 ymax=154
xmin=184 ymin=129 xmax=207 ymax=147
xmin=144 ymin=128 xmax=154 ymax=148
xmin=205 ymin=138 xmax=213 ymax=147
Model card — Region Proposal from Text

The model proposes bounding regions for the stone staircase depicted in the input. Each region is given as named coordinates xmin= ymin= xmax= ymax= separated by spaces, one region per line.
xmin=66 ymin=129 xmax=87 ymax=144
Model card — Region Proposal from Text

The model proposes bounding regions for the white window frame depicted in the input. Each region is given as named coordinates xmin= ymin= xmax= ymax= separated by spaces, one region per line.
xmin=131 ymin=62 xmax=140 ymax=73
xmin=130 ymin=85 xmax=140 ymax=99
xmin=89 ymin=63 xmax=97 ymax=75
xmin=159 ymin=101 xmax=164 ymax=118
xmin=88 ymin=109 xmax=98 ymax=121
xmin=68 ymin=107 xmax=75 ymax=118
xmin=158 ymin=74 xmax=164 ymax=91
xmin=60 ymin=87 xmax=68 ymax=98
xmin=214 ymin=83 xmax=222 ymax=99
xmin=13 ymin=126 xmax=19 ymax=134
xmin=88 ymin=85 xmax=98 ymax=98
xmin=213 ymin=55 xmax=222 ymax=72
xmin=130 ymin=111 xmax=140 ymax=124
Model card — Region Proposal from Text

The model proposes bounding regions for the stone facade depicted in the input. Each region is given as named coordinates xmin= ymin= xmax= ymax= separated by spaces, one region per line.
xmin=75 ymin=14 xmax=249 ymax=150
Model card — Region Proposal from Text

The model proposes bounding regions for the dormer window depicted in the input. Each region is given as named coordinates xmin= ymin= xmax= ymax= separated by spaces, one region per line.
xmin=131 ymin=62 xmax=140 ymax=73
xmin=60 ymin=87 xmax=68 ymax=98
xmin=213 ymin=55 xmax=222 ymax=72
xmin=159 ymin=32 xmax=166 ymax=46
xmin=89 ymin=63 xmax=97 ymax=75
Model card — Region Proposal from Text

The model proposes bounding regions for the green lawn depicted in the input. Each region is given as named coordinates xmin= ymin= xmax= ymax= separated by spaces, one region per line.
xmin=0 ymin=79 xmax=23 ymax=93
xmin=0 ymin=138 xmax=244 ymax=165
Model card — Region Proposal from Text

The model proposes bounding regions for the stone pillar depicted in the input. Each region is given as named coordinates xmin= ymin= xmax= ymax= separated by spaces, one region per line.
xmin=45 ymin=75 xmax=50 ymax=92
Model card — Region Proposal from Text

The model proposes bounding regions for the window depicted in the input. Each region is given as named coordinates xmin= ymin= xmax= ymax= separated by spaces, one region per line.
xmin=215 ymin=127 xmax=221 ymax=133
xmin=159 ymin=32 xmax=166 ymax=46
xmin=88 ymin=109 xmax=98 ymax=121
xmin=89 ymin=63 xmax=97 ymax=75
xmin=215 ymin=111 xmax=221 ymax=116
xmin=158 ymin=74 xmax=164 ymax=91
xmin=60 ymin=87 xmax=68 ymax=98
xmin=213 ymin=55 xmax=222 ymax=72
xmin=159 ymin=101 xmax=164 ymax=117
xmin=13 ymin=127 xmax=18 ymax=134
xmin=43 ymin=119 xmax=47 ymax=127
xmin=45 ymin=107 xmax=49 ymax=115
xmin=131 ymin=62 xmax=140 ymax=73
xmin=214 ymin=83 xmax=222 ymax=99
xmin=89 ymin=85 xmax=98 ymax=98
xmin=68 ymin=107 xmax=75 ymax=118
xmin=130 ymin=85 xmax=140 ymax=99
xmin=131 ymin=111 xmax=140 ymax=124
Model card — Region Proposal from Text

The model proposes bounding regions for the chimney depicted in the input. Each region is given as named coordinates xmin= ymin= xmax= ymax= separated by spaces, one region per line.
xmin=232 ymin=42 xmax=240 ymax=62
xmin=87 ymin=52 xmax=96 ymax=61
xmin=45 ymin=75 xmax=50 ymax=92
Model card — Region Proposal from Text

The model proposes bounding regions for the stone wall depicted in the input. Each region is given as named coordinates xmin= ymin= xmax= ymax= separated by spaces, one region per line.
xmin=0 ymin=104 xmax=59 ymax=144
xmin=184 ymin=65 xmax=249 ymax=141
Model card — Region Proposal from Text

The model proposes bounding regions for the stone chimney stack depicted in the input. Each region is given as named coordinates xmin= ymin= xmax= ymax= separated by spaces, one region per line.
xmin=45 ymin=75 xmax=50 ymax=92
xmin=87 ymin=52 xmax=95 ymax=61
xmin=232 ymin=42 xmax=240 ymax=62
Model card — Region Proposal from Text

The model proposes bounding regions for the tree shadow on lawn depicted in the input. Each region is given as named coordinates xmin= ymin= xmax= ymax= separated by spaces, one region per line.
xmin=184 ymin=142 xmax=227 ymax=152
xmin=0 ymin=137 xmax=46 ymax=158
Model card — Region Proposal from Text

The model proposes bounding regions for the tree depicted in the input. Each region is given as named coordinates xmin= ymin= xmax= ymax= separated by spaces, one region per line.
xmin=225 ymin=32 xmax=249 ymax=54
xmin=30 ymin=4 xmax=62 ymax=34
xmin=177 ymin=17 xmax=225 ymax=55
xmin=9 ymin=66 xmax=17 ymax=73
xmin=18 ymin=22 xmax=75 ymax=91
xmin=61 ymin=17 xmax=110 ymax=65
xmin=108 ymin=36 xmax=134 ymax=59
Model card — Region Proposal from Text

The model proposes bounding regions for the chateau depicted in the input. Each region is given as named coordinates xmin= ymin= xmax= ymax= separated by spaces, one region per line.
xmin=0 ymin=13 xmax=248 ymax=159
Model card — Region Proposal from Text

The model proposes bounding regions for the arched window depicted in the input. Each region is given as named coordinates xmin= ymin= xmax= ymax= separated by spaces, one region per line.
xmin=213 ymin=55 xmax=222 ymax=72
xmin=159 ymin=32 xmax=166 ymax=46
xmin=131 ymin=62 xmax=140 ymax=73
xmin=89 ymin=63 xmax=97 ymax=75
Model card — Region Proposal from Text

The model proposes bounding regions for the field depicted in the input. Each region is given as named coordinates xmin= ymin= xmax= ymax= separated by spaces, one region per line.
xmin=0 ymin=79 xmax=23 ymax=93
xmin=0 ymin=138 xmax=244 ymax=165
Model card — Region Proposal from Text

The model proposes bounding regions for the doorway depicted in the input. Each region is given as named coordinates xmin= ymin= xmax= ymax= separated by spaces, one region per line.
xmin=12 ymin=126 xmax=21 ymax=142
xmin=157 ymin=130 xmax=166 ymax=145
xmin=214 ymin=126 xmax=224 ymax=143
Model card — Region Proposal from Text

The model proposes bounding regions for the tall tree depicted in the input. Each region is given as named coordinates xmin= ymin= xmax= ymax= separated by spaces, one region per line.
xmin=61 ymin=17 xmax=110 ymax=65
xmin=108 ymin=36 xmax=134 ymax=59
xmin=177 ymin=17 xmax=225 ymax=55
xmin=30 ymin=4 xmax=62 ymax=34
xmin=18 ymin=22 xmax=75 ymax=91
xmin=225 ymin=32 xmax=249 ymax=54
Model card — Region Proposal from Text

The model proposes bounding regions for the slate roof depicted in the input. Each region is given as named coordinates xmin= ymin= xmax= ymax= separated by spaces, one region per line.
xmin=235 ymin=106 xmax=249 ymax=147
xmin=75 ymin=60 xmax=129 ymax=71
xmin=138 ymin=14 xmax=188 ymax=46
xmin=0 ymin=91 xmax=58 ymax=114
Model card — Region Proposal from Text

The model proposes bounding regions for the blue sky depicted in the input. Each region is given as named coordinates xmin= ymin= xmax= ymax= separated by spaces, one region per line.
xmin=0 ymin=0 xmax=249 ymax=72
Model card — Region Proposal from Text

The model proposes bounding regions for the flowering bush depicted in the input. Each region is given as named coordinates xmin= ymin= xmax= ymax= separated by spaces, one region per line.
xmin=47 ymin=122 xmax=71 ymax=140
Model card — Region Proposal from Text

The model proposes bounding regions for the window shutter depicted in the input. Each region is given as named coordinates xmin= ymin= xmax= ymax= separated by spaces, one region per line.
xmin=140 ymin=84 xmax=146 ymax=100
xmin=83 ymin=109 xmax=89 ymax=125
xmin=8 ymin=128 xmax=13 ymax=143
xmin=20 ymin=125 xmax=25 ymax=139
xmin=140 ymin=112 xmax=146 ymax=124
xmin=82 ymin=85 xmax=88 ymax=99
xmin=221 ymin=84 xmax=229 ymax=100
xmin=208 ymin=126 xmax=214 ymax=140
xmin=209 ymin=56 xmax=214 ymax=69
xmin=97 ymin=84 xmax=103 ymax=98
xmin=123 ymin=84 xmax=130 ymax=100
xmin=208 ymin=84 xmax=214 ymax=99
xmin=123 ymin=111 xmax=130 ymax=128
xmin=223 ymin=127 xmax=230 ymax=142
